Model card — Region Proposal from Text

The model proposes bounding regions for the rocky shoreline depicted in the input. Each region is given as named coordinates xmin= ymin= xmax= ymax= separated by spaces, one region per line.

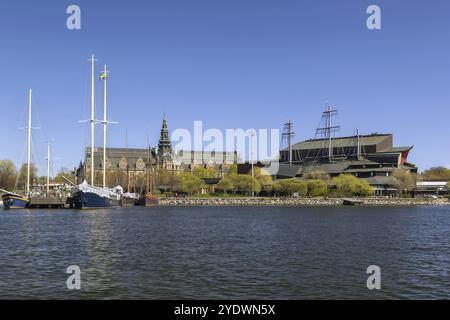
xmin=159 ymin=197 xmax=450 ymax=207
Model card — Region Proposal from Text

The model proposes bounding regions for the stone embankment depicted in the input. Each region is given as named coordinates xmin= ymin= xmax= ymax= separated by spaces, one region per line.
xmin=159 ymin=197 xmax=450 ymax=207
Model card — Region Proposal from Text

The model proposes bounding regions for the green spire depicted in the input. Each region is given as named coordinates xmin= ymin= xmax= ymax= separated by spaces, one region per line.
xmin=158 ymin=114 xmax=172 ymax=157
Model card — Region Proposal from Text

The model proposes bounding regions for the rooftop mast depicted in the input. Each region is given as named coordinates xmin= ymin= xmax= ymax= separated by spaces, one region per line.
xmin=316 ymin=104 xmax=340 ymax=162
xmin=356 ymin=129 xmax=361 ymax=160
xmin=282 ymin=121 xmax=295 ymax=164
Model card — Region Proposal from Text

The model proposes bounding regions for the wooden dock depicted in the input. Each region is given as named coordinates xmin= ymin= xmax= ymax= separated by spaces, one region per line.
xmin=29 ymin=197 xmax=69 ymax=209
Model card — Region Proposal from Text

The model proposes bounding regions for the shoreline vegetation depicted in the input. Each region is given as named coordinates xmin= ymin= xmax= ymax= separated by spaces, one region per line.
xmin=159 ymin=197 xmax=450 ymax=207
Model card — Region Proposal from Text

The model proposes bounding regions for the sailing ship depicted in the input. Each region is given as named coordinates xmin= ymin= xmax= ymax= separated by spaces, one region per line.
xmin=121 ymin=129 xmax=139 ymax=206
xmin=145 ymin=143 xmax=159 ymax=207
xmin=72 ymin=55 xmax=122 ymax=209
xmin=1 ymin=89 xmax=35 ymax=210
xmin=73 ymin=181 xmax=123 ymax=208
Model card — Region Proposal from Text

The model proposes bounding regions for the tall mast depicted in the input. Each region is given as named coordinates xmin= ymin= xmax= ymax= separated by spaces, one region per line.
xmin=89 ymin=54 xmax=96 ymax=186
xmin=46 ymin=141 xmax=51 ymax=194
xmin=126 ymin=129 xmax=130 ymax=192
xmin=147 ymin=133 xmax=153 ymax=194
xmin=99 ymin=64 xmax=117 ymax=188
xmin=102 ymin=64 xmax=108 ymax=188
xmin=27 ymin=89 xmax=32 ymax=194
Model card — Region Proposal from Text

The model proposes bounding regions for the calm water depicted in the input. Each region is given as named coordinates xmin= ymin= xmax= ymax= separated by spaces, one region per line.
xmin=0 ymin=206 xmax=449 ymax=300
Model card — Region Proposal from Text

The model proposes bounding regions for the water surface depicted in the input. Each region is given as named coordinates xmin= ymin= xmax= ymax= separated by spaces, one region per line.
xmin=0 ymin=206 xmax=449 ymax=299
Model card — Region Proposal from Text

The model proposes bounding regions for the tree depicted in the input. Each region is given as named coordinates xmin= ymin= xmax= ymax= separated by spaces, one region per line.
xmin=422 ymin=167 xmax=450 ymax=181
xmin=254 ymin=167 xmax=273 ymax=194
xmin=273 ymin=179 xmax=307 ymax=197
xmin=193 ymin=166 xmax=217 ymax=178
xmin=228 ymin=163 xmax=238 ymax=175
xmin=307 ymin=179 xmax=328 ymax=197
xmin=0 ymin=160 xmax=18 ymax=191
xmin=332 ymin=174 xmax=373 ymax=197
xmin=180 ymin=173 xmax=205 ymax=195
xmin=217 ymin=177 xmax=234 ymax=195
xmin=392 ymin=169 xmax=417 ymax=195
xmin=230 ymin=174 xmax=261 ymax=195
xmin=17 ymin=163 xmax=38 ymax=191
xmin=156 ymin=168 xmax=180 ymax=192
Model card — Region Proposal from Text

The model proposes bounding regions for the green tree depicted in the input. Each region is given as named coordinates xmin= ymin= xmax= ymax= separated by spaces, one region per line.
xmin=156 ymin=168 xmax=180 ymax=192
xmin=422 ymin=167 xmax=450 ymax=181
xmin=0 ymin=159 xmax=18 ymax=191
xmin=254 ymin=167 xmax=273 ymax=194
xmin=180 ymin=173 xmax=205 ymax=195
xmin=228 ymin=163 xmax=238 ymax=175
xmin=307 ymin=179 xmax=328 ymax=197
xmin=332 ymin=174 xmax=374 ymax=197
xmin=193 ymin=166 xmax=217 ymax=178
xmin=230 ymin=174 xmax=261 ymax=195
xmin=273 ymin=179 xmax=307 ymax=197
xmin=392 ymin=169 xmax=417 ymax=196
xmin=217 ymin=177 xmax=234 ymax=195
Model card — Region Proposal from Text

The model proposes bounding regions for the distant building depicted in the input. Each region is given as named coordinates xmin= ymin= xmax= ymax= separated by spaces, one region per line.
xmin=239 ymin=107 xmax=418 ymax=196
xmin=77 ymin=116 xmax=238 ymax=188
xmin=414 ymin=181 xmax=449 ymax=196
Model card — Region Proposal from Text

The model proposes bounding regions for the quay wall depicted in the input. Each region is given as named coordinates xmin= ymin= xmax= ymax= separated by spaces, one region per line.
xmin=158 ymin=197 xmax=450 ymax=207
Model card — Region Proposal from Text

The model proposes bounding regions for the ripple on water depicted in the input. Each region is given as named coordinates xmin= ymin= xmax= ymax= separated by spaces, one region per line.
xmin=0 ymin=206 xmax=449 ymax=299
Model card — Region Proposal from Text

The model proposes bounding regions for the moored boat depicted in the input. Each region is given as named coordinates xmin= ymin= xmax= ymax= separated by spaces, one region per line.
xmin=1 ymin=192 xmax=29 ymax=210
xmin=122 ymin=193 xmax=141 ymax=206
xmin=2 ymin=89 xmax=35 ymax=210
xmin=71 ymin=181 xmax=123 ymax=209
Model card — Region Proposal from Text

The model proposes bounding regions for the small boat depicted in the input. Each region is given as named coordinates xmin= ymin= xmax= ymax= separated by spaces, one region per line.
xmin=343 ymin=198 xmax=364 ymax=206
xmin=122 ymin=193 xmax=141 ymax=206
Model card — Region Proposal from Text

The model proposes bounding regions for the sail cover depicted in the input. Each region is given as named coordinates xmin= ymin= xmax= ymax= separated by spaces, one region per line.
xmin=78 ymin=181 xmax=122 ymax=200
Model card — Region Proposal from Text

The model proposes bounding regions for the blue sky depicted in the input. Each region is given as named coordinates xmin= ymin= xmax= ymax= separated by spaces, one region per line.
xmin=0 ymin=0 xmax=449 ymax=174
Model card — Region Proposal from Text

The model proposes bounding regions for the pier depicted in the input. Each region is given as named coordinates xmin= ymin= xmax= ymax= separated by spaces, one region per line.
xmin=29 ymin=197 xmax=69 ymax=209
